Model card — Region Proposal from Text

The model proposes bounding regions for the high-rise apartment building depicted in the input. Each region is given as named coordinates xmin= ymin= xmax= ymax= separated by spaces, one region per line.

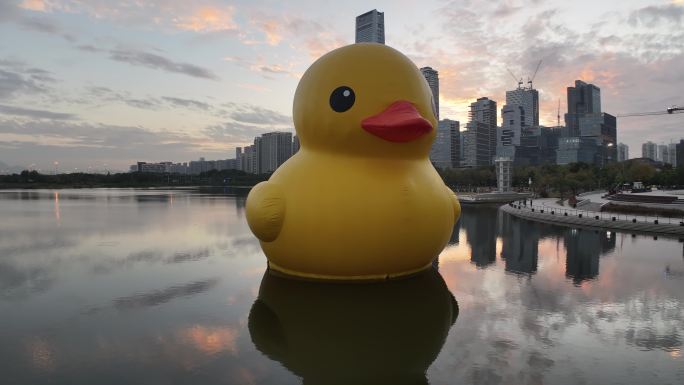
xmin=430 ymin=119 xmax=459 ymax=169
xmin=463 ymin=97 xmax=497 ymax=167
xmin=617 ymin=143 xmax=629 ymax=162
xmin=258 ymin=132 xmax=293 ymax=174
xmin=669 ymin=142 xmax=678 ymax=166
xmin=657 ymin=144 xmax=670 ymax=164
xmin=642 ymin=141 xmax=657 ymax=160
xmin=420 ymin=67 xmax=439 ymax=120
xmin=355 ymin=9 xmax=384 ymax=44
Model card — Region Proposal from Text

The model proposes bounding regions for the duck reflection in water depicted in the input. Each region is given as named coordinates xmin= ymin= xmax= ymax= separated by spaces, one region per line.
xmin=248 ymin=267 xmax=458 ymax=385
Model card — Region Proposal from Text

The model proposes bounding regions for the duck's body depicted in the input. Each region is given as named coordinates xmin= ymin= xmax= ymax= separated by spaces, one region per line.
xmin=246 ymin=43 xmax=460 ymax=280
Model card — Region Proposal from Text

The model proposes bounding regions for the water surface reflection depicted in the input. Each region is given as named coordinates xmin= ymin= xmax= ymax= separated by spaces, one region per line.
xmin=250 ymin=268 xmax=457 ymax=385
xmin=0 ymin=190 xmax=682 ymax=384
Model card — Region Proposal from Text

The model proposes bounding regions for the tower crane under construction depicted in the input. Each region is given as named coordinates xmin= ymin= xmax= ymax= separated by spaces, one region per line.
xmin=507 ymin=60 xmax=543 ymax=90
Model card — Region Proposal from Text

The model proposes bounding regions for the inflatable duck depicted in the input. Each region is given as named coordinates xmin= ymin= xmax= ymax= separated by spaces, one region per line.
xmin=246 ymin=43 xmax=461 ymax=280
xmin=249 ymin=268 xmax=458 ymax=384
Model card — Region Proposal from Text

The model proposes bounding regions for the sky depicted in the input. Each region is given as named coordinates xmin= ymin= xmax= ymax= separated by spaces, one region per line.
xmin=0 ymin=0 xmax=683 ymax=173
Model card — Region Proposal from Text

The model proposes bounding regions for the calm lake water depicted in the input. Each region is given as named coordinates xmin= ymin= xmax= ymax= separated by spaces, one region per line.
xmin=1 ymin=188 xmax=683 ymax=385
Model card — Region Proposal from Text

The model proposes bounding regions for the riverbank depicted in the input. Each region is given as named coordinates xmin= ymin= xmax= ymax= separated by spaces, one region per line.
xmin=501 ymin=199 xmax=684 ymax=237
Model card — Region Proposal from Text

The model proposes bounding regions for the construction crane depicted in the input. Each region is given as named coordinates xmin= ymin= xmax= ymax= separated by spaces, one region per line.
xmin=506 ymin=60 xmax=543 ymax=90
xmin=506 ymin=67 xmax=523 ymax=89
xmin=527 ymin=60 xmax=543 ymax=89
xmin=617 ymin=105 xmax=683 ymax=117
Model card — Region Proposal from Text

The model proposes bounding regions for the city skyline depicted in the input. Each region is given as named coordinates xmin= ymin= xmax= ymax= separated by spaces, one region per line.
xmin=1 ymin=0 xmax=683 ymax=172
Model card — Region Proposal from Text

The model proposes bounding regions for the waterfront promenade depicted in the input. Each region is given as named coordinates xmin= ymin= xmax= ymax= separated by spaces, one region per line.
xmin=501 ymin=194 xmax=684 ymax=236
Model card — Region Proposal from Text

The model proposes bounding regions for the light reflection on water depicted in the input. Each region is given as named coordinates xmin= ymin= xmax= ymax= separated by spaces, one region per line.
xmin=0 ymin=189 xmax=683 ymax=385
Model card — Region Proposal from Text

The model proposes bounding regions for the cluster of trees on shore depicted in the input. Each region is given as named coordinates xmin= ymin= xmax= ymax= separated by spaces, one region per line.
xmin=0 ymin=169 xmax=268 ymax=189
xmin=2 ymin=160 xmax=683 ymax=198
xmin=439 ymin=160 xmax=684 ymax=198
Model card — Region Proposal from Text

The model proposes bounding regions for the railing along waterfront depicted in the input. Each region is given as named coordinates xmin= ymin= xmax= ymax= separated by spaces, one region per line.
xmin=508 ymin=200 xmax=684 ymax=227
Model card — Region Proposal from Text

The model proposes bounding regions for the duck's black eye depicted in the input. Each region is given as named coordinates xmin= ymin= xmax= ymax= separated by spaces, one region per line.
xmin=329 ymin=86 xmax=355 ymax=113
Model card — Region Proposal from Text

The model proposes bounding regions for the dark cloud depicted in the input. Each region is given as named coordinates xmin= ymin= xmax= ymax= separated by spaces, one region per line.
xmin=0 ymin=118 xmax=241 ymax=170
xmin=0 ymin=61 xmax=59 ymax=108
xmin=20 ymin=17 xmax=76 ymax=41
xmin=492 ymin=3 xmax=523 ymax=18
xmin=83 ymin=86 xmax=217 ymax=113
xmin=124 ymin=98 xmax=160 ymax=110
xmin=0 ymin=104 xmax=76 ymax=120
xmin=224 ymin=55 xmax=295 ymax=78
xmin=83 ymin=86 xmax=162 ymax=110
xmin=0 ymin=60 xmax=56 ymax=100
xmin=109 ymin=49 xmax=220 ymax=80
xmin=76 ymin=44 xmax=105 ymax=53
xmin=0 ymin=119 xmax=193 ymax=148
xmin=203 ymin=121 xmax=284 ymax=142
xmin=0 ymin=69 xmax=43 ymax=99
xmin=162 ymin=96 xmax=212 ymax=111
xmin=628 ymin=4 xmax=684 ymax=27
xmin=228 ymin=104 xmax=291 ymax=125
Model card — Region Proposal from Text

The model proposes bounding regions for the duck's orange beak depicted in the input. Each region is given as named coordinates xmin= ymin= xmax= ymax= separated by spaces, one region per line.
xmin=361 ymin=101 xmax=433 ymax=143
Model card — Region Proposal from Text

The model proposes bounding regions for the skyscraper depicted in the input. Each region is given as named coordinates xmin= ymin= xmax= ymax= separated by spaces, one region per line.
xmin=497 ymin=86 xmax=540 ymax=162
xmin=617 ymin=143 xmax=629 ymax=162
xmin=642 ymin=141 xmax=657 ymax=160
xmin=565 ymin=80 xmax=601 ymax=137
xmin=355 ymin=9 xmax=384 ymax=44
xmin=430 ymin=119 xmax=459 ymax=169
xmin=420 ymin=67 xmax=439 ymax=120
xmin=463 ymin=97 xmax=497 ymax=167
xmin=506 ymin=87 xmax=539 ymax=126
xmin=558 ymin=80 xmax=616 ymax=166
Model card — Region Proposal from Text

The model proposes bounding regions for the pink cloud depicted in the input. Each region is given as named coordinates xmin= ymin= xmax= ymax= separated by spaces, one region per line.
xmin=173 ymin=6 xmax=237 ymax=32
xmin=18 ymin=0 xmax=47 ymax=12
xmin=15 ymin=1 xmax=239 ymax=32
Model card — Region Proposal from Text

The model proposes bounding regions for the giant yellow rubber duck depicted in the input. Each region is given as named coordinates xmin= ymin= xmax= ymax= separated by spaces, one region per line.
xmin=246 ymin=43 xmax=461 ymax=280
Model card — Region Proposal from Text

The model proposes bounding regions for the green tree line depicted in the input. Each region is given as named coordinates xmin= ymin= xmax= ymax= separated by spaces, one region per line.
xmin=439 ymin=160 xmax=684 ymax=198
xmin=2 ymin=161 xmax=683 ymax=196
xmin=0 ymin=169 xmax=268 ymax=188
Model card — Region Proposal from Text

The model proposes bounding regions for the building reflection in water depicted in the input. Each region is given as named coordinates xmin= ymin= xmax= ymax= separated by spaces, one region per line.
xmin=499 ymin=213 xmax=541 ymax=275
xmin=248 ymin=268 xmax=458 ymax=385
xmin=459 ymin=206 xmax=498 ymax=268
xmin=564 ymin=229 xmax=616 ymax=285
xmin=459 ymin=206 xmax=619 ymax=283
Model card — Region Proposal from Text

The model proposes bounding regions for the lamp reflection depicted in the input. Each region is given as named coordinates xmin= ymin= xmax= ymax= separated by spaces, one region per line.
xmin=248 ymin=267 xmax=458 ymax=385
xmin=53 ymin=191 xmax=60 ymax=225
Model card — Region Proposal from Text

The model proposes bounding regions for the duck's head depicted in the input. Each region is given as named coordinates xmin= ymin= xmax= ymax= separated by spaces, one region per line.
xmin=293 ymin=43 xmax=437 ymax=159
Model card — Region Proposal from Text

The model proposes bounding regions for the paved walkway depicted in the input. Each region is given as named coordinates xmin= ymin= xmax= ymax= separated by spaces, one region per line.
xmin=502 ymin=198 xmax=684 ymax=236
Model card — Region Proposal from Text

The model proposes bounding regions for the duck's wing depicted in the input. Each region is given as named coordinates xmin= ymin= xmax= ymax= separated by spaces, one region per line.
xmin=246 ymin=181 xmax=286 ymax=242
